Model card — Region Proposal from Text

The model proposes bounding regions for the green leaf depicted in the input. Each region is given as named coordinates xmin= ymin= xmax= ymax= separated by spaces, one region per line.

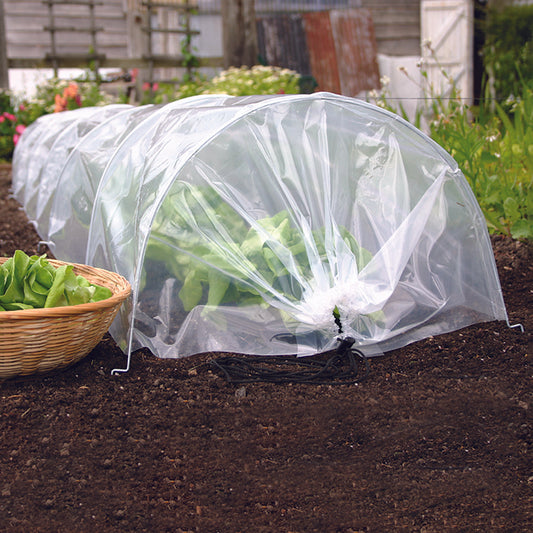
xmin=0 ymin=250 xmax=30 ymax=305
xmin=90 ymin=284 xmax=113 ymax=302
xmin=179 ymin=270 xmax=203 ymax=312
xmin=44 ymin=264 xmax=71 ymax=308
xmin=510 ymin=219 xmax=533 ymax=240
xmin=23 ymin=255 xmax=54 ymax=307
xmin=64 ymin=270 xmax=95 ymax=305
xmin=503 ymin=197 xmax=521 ymax=221
xmin=1 ymin=302 xmax=34 ymax=311
xmin=206 ymin=269 xmax=230 ymax=307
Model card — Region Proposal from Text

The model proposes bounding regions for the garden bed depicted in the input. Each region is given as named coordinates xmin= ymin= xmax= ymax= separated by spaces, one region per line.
xmin=0 ymin=165 xmax=531 ymax=532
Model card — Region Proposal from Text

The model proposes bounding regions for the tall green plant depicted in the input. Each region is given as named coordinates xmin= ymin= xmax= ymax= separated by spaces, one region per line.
xmin=371 ymin=45 xmax=531 ymax=240
xmin=482 ymin=2 xmax=533 ymax=101
xmin=430 ymin=85 xmax=532 ymax=240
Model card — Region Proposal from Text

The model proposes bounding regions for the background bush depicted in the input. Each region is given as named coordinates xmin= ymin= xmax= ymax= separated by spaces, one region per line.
xmin=482 ymin=3 xmax=533 ymax=100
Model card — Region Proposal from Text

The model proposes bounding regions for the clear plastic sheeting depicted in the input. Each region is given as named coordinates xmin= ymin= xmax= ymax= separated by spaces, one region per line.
xmin=12 ymin=104 xmax=133 ymax=238
xmin=12 ymin=93 xmax=509 ymax=361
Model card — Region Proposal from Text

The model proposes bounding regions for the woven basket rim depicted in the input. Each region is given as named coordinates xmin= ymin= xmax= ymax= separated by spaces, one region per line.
xmin=0 ymin=257 xmax=131 ymax=320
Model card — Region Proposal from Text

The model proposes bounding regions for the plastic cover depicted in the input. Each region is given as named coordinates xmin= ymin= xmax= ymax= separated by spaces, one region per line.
xmin=12 ymin=93 xmax=508 ymax=358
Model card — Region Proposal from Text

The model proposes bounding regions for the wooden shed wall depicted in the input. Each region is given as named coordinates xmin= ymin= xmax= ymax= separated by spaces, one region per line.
xmin=4 ymin=0 xmax=421 ymax=68
xmin=4 ymin=0 xmax=130 ymax=64
xmin=361 ymin=0 xmax=420 ymax=56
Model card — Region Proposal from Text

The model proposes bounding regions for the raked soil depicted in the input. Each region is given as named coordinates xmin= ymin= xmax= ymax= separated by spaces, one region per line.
xmin=0 ymin=165 xmax=531 ymax=532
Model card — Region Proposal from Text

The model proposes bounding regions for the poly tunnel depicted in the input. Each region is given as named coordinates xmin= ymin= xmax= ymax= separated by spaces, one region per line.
xmin=12 ymin=92 xmax=509 ymax=368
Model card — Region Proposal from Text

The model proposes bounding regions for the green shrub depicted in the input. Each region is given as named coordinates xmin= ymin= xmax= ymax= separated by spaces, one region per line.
xmin=173 ymin=65 xmax=301 ymax=99
xmin=482 ymin=3 xmax=533 ymax=100
xmin=0 ymin=90 xmax=28 ymax=162
xmin=0 ymin=76 xmax=114 ymax=162
xmin=430 ymin=87 xmax=532 ymax=240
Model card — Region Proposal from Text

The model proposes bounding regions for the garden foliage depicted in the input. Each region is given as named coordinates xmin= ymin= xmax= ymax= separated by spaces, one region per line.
xmin=481 ymin=2 xmax=533 ymax=102
xmin=0 ymin=76 xmax=113 ymax=161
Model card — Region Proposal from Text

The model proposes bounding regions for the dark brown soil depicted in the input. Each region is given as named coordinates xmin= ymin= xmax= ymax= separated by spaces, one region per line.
xmin=0 ymin=165 xmax=531 ymax=533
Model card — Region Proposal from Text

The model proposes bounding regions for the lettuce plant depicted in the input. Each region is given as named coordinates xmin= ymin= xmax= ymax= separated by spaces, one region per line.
xmin=145 ymin=186 xmax=372 ymax=320
xmin=0 ymin=251 xmax=112 ymax=311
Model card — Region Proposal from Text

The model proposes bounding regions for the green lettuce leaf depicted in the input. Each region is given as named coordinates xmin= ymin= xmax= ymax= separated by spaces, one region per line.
xmin=0 ymin=251 xmax=113 ymax=312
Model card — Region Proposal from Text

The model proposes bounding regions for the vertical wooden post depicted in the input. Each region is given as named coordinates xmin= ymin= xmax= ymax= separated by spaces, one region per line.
xmin=0 ymin=0 xmax=9 ymax=89
xmin=221 ymin=0 xmax=258 ymax=69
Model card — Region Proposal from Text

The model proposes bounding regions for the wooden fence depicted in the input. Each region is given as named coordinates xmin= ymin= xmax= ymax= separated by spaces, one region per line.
xmin=2 ymin=0 xmax=421 ymax=94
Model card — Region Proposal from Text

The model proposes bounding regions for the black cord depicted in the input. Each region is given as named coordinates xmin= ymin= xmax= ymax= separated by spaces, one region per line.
xmin=209 ymin=336 xmax=369 ymax=385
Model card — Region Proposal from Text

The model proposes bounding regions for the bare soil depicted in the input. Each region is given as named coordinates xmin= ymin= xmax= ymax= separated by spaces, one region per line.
xmin=0 ymin=165 xmax=531 ymax=532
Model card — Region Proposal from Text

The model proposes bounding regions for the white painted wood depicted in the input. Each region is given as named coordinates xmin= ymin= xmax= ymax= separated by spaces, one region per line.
xmin=420 ymin=0 xmax=473 ymax=102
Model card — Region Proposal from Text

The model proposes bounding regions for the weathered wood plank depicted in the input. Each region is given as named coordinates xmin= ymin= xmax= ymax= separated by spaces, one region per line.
xmin=0 ymin=0 xmax=9 ymax=88
xmin=361 ymin=0 xmax=420 ymax=56
xmin=221 ymin=0 xmax=257 ymax=68
xmin=303 ymin=11 xmax=341 ymax=94
xmin=256 ymin=14 xmax=312 ymax=76
xmin=330 ymin=8 xmax=380 ymax=96
xmin=8 ymin=55 xmax=224 ymax=69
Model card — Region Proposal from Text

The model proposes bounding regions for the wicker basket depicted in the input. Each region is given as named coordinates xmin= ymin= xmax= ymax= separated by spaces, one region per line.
xmin=0 ymin=258 xmax=131 ymax=380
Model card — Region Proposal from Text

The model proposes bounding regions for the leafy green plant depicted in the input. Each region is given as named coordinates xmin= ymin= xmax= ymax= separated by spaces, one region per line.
xmin=138 ymin=81 xmax=178 ymax=105
xmin=481 ymin=2 xmax=533 ymax=101
xmin=174 ymin=65 xmax=302 ymax=99
xmin=145 ymin=186 xmax=372 ymax=325
xmin=0 ymin=250 xmax=112 ymax=311
xmin=0 ymin=90 xmax=28 ymax=162
xmin=179 ymin=8 xmax=200 ymax=80
xmin=0 ymin=76 xmax=115 ymax=161
xmin=429 ymin=86 xmax=532 ymax=240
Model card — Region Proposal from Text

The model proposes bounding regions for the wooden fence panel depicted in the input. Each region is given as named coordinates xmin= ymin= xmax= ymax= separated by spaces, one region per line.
xmin=258 ymin=9 xmax=379 ymax=97
xmin=330 ymin=8 xmax=380 ymax=96
xmin=303 ymin=11 xmax=341 ymax=94
xmin=4 ymin=0 xmax=129 ymax=61
xmin=256 ymin=14 xmax=311 ymax=75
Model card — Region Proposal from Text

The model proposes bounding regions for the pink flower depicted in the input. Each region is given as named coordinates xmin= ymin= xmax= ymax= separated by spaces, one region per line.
xmin=13 ymin=134 xmax=20 ymax=145
xmin=63 ymin=83 xmax=78 ymax=99
xmin=142 ymin=82 xmax=159 ymax=92
xmin=15 ymin=124 xmax=26 ymax=135
xmin=54 ymin=93 xmax=67 ymax=113
xmin=131 ymin=68 xmax=139 ymax=82
xmin=0 ymin=116 xmax=4 ymax=123
xmin=18 ymin=104 xmax=25 ymax=111
xmin=3 ymin=112 xmax=15 ymax=121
